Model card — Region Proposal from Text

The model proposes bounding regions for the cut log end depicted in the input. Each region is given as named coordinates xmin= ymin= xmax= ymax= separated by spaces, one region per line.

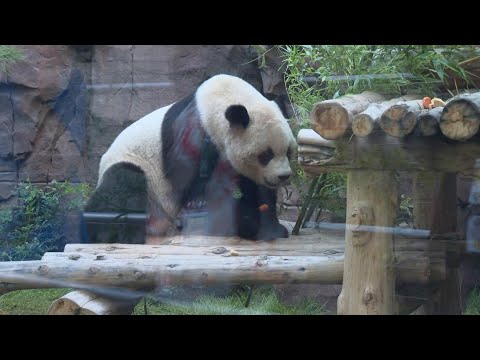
xmin=415 ymin=107 xmax=442 ymax=137
xmin=311 ymin=103 xmax=351 ymax=140
xmin=352 ymin=114 xmax=375 ymax=137
xmin=380 ymin=104 xmax=419 ymax=137
xmin=47 ymin=290 xmax=138 ymax=315
xmin=440 ymin=100 xmax=480 ymax=141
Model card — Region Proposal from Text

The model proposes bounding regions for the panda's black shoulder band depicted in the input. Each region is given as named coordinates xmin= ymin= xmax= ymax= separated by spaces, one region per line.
xmin=199 ymin=134 xmax=219 ymax=179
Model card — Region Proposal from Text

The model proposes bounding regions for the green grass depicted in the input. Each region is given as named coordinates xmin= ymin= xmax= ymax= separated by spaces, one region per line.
xmin=133 ymin=288 xmax=326 ymax=315
xmin=3 ymin=286 xmax=479 ymax=315
xmin=0 ymin=45 xmax=24 ymax=73
xmin=0 ymin=287 xmax=326 ymax=315
xmin=0 ymin=288 xmax=72 ymax=315
xmin=464 ymin=288 xmax=480 ymax=315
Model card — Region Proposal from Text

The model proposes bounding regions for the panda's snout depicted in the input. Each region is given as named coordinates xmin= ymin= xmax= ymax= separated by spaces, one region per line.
xmin=278 ymin=174 xmax=291 ymax=182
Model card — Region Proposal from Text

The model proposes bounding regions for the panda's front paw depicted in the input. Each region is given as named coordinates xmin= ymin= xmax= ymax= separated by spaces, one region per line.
xmin=256 ymin=223 xmax=289 ymax=241
xmin=276 ymin=223 xmax=289 ymax=239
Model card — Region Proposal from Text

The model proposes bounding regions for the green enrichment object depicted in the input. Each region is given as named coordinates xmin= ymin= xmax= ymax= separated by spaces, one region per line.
xmin=232 ymin=186 xmax=243 ymax=199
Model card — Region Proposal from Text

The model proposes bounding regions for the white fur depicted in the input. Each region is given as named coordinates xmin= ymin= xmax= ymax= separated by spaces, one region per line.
xmin=96 ymin=74 xmax=297 ymax=219
xmin=97 ymin=104 xmax=180 ymax=216
xmin=196 ymin=74 xmax=297 ymax=187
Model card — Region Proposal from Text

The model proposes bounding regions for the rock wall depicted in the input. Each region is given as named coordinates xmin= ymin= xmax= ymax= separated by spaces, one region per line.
xmin=0 ymin=45 xmax=270 ymax=204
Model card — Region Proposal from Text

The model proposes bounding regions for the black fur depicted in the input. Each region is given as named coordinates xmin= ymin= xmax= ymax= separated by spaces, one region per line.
xmin=161 ymin=91 xmax=202 ymax=206
xmin=236 ymin=176 xmax=288 ymax=240
xmin=258 ymin=147 xmax=274 ymax=167
xmin=82 ymin=162 xmax=149 ymax=244
xmin=273 ymin=94 xmax=294 ymax=119
xmin=203 ymin=168 xmax=287 ymax=241
xmin=225 ymin=105 xmax=250 ymax=128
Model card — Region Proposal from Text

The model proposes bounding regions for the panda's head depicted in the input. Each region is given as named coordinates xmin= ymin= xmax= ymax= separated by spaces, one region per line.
xmin=196 ymin=74 xmax=297 ymax=189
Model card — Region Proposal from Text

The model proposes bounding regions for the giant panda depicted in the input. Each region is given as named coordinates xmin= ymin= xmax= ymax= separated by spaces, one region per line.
xmin=83 ymin=74 xmax=297 ymax=244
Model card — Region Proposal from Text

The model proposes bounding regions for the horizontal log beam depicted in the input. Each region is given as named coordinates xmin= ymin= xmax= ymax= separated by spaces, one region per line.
xmin=298 ymin=129 xmax=480 ymax=174
xmin=0 ymin=246 xmax=445 ymax=293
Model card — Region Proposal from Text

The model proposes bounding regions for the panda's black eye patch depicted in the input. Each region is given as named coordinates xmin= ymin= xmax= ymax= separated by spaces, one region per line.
xmin=258 ymin=148 xmax=274 ymax=166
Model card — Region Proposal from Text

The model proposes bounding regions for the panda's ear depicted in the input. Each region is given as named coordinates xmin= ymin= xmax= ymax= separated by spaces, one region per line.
xmin=273 ymin=94 xmax=294 ymax=119
xmin=225 ymin=105 xmax=250 ymax=129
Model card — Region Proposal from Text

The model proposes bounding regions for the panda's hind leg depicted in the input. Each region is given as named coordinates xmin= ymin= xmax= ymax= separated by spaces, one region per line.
xmin=83 ymin=162 xmax=148 ymax=244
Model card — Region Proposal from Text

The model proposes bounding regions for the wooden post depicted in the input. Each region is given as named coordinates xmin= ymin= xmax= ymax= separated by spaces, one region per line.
xmin=413 ymin=172 xmax=437 ymax=230
xmin=431 ymin=173 xmax=462 ymax=314
xmin=412 ymin=172 xmax=461 ymax=314
xmin=403 ymin=172 xmax=437 ymax=314
xmin=337 ymin=170 xmax=398 ymax=315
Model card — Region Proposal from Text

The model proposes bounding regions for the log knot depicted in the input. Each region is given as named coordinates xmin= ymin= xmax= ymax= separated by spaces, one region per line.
xmin=211 ymin=247 xmax=228 ymax=254
xmin=362 ymin=288 xmax=377 ymax=306
xmin=350 ymin=203 xmax=373 ymax=246
xmin=89 ymin=265 xmax=100 ymax=274
xmin=134 ymin=271 xmax=146 ymax=280
xmin=37 ymin=265 xmax=49 ymax=275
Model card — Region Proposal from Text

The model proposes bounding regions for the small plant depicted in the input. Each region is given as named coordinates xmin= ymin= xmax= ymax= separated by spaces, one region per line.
xmin=397 ymin=194 xmax=414 ymax=225
xmin=0 ymin=180 xmax=92 ymax=261
xmin=0 ymin=45 xmax=24 ymax=73
xmin=464 ymin=287 xmax=480 ymax=315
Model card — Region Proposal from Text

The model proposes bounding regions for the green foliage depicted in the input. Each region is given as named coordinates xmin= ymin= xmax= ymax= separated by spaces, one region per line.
xmin=305 ymin=173 xmax=347 ymax=222
xmin=0 ymin=180 xmax=93 ymax=261
xmin=275 ymin=45 xmax=480 ymax=126
xmin=262 ymin=45 xmax=480 ymax=225
xmin=397 ymin=194 xmax=414 ymax=225
xmin=0 ymin=45 xmax=24 ymax=73
xmin=464 ymin=287 xmax=480 ymax=315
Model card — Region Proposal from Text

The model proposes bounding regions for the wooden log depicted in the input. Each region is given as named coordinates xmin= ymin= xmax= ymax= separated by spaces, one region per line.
xmin=352 ymin=96 xmax=421 ymax=137
xmin=47 ymin=290 xmax=138 ymax=315
xmin=298 ymin=134 xmax=480 ymax=176
xmin=0 ymin=255 xmax=345 ymax=291
xmin=439 ymin=93 xmax=480 ymax=141
xmin=297 ymin=129 xmax=336 ymax=148
xmin=414 ymin=107 xmax=442 ymax=137
xmin=51 ymin=243 xmax=436 ymax=260
xmin=0 ymin=248 xmax=444 ymax=293
xmin=380 ymin=100 xmax=423 ymax=137
xmin=310 ymin=92 xmax=386 ymax=140
xmin=297 ymin=129 xmax=336 ymax=168
xmin=337 ymin=170 xmax=397 ymax=315
xmin=352 ymin=103 xmax=386 ymax=137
